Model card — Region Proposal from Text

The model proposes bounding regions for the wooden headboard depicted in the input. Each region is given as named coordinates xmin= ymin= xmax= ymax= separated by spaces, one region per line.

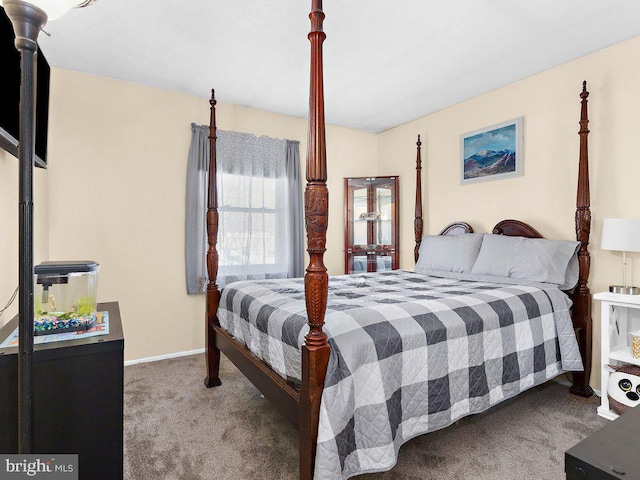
xmin=492 ymin=219 xmax=543 ymax=238
xmin=440 ymin=222 xmax=473 ymax=236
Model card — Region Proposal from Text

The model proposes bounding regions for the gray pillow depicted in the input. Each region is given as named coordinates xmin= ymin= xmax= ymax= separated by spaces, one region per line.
xmin=415 ymin=233 xmax=484 ymax=273
xmin=470 ymin=234 xmax=580 ymax=287
xmin=560 ymin=252 xmax=580 ymax=291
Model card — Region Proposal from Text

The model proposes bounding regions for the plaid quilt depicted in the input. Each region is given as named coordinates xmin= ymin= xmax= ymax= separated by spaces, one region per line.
xmin=217 ymin=270 xmax=583 ymax=480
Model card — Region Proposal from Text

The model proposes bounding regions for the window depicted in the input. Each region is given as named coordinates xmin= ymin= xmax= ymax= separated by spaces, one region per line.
xmin=185 ymin=126 xmax=303 ymax=294
xmin=218 ymin=172 xmax=288 ymax=281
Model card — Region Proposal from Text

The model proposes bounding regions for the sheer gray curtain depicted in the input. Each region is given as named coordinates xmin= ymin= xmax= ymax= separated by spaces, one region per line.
xmin=185 ymin=126 xmax=303 ymax=294
xmin=286 ymin=140 xmax=304 ymax=278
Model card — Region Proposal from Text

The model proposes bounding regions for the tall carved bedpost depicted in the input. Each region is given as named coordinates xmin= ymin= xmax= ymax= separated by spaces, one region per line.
xmin=570 ymin=81 xmax=593 ymax=398
xmin=300 ymin=1 xmax=331 ymax=478
xmin=414 ymin=135 xmax=424 ymax=263
xmin=204 ymin=89 xmax=222 ymax=388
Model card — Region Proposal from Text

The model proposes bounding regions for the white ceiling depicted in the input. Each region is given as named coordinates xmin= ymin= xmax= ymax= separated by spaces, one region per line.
xmin=36 ymin=0 xmax=640 ymax=133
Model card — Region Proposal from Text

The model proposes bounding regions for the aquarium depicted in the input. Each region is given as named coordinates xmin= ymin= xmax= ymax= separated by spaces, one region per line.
xmin=33 ymin=261 xmax=99 ymax=335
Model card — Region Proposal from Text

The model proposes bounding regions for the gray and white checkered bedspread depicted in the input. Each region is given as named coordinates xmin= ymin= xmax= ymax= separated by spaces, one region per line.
xmin=218 ymin=270 xmax=583 ymax=480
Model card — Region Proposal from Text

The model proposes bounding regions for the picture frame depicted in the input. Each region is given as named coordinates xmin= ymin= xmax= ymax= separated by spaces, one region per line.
xmin=460 ymin=117 xmax=523 ymax=184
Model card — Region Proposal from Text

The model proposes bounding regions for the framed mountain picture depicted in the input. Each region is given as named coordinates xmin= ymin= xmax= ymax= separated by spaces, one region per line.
xmin=460 ymin=117 xmax=523 ymax=184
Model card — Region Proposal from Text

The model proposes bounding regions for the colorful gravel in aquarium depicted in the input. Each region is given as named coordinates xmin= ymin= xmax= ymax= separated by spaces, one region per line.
xmin=34 ymin=312 xmax=97 ymax=334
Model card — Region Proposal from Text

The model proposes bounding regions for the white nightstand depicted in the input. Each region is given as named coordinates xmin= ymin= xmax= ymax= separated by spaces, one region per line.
xmin=594 ymin=291 xmax=640 ymax=420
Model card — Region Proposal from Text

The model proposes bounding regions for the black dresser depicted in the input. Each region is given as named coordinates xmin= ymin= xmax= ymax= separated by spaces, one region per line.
xmin=0 ymin=301 xmax=124 ymax=479
xmin=565 ymin=405 xmax=640 ymax=479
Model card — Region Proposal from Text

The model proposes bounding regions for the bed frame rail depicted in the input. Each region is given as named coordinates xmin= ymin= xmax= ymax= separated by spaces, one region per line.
xmin=215 ymin=326 xmax=300 ymax=426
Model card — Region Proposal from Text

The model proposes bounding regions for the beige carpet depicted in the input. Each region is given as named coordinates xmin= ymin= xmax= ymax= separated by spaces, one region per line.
xmin=123 ymin=354 xmax=606 ymax=480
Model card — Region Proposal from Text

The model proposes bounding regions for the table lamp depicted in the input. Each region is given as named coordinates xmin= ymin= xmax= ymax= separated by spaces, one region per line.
xmin=601 ymin=218 xmax=640 ymax=294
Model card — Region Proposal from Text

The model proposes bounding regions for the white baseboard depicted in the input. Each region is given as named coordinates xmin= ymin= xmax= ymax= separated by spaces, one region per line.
xmin=124 ymin=348 xmax=205 ymax=366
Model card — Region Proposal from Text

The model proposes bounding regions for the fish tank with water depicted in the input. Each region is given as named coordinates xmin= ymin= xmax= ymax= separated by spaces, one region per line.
xmin=33 ymin=261 xmax=99 ymax=335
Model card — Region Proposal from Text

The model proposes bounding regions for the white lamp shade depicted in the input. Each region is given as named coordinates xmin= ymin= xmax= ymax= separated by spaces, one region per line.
xmin=11 ymin=0 xmax=81 ymax=20
xmin=601 ymin=218 xmax=640 ymax=252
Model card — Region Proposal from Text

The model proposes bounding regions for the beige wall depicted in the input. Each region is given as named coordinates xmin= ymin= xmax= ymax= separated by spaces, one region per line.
xmin=46 ymin=69 xmax=376 ymax=361
xmin=6 ymin=36 xmax=639 ymax=389
xmin=378 ymin=35 xmax=640 ymax=390
xmin=0 ymin=150 xmax=49 ymax=328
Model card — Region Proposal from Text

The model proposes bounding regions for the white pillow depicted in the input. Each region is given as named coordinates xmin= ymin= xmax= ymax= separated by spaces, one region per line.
xmin=471 ymin=234 xmax=580 ymax=287
xmin=415 ymin=233 xmax=484 ymax=274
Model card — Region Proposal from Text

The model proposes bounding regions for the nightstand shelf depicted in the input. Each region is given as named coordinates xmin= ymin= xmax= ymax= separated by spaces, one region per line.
xmin=594 ymin=292 xmax=640 ymax=420
xmin=609 ymin=345 xmax=640 ymax=365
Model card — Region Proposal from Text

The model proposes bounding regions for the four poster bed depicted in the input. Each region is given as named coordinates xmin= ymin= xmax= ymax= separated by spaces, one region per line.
xmin=203 ymin=2 xmax=593 ymax=479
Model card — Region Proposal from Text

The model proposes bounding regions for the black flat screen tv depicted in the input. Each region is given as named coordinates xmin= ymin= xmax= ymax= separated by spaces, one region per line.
xmin=0 ymin=7 xmax=50 ymax=168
